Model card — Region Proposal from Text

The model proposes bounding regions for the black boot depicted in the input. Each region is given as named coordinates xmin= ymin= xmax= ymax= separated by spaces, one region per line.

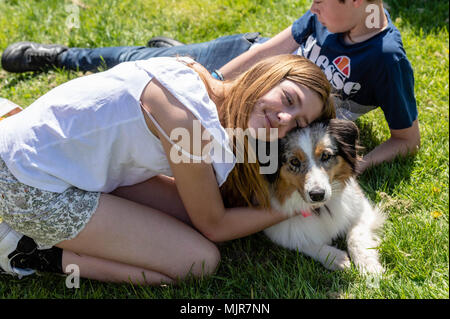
xmin=1 ymin=41 xmax=68 ymax=73
xmin=10 ymin=236 xmax=64 ymax=274
xmin=147 ymin=36 xmax=185 ymax=48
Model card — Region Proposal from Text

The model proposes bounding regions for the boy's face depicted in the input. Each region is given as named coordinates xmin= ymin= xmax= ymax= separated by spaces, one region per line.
xmin=310 ymin=0 xmax=360 ymax=33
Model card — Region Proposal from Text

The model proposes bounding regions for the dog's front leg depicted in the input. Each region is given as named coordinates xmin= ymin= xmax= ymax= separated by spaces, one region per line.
xmin=300 ymin=244 xmax=351 ymax=271
xmin=346 ymin=210 xmax=385 ymax=275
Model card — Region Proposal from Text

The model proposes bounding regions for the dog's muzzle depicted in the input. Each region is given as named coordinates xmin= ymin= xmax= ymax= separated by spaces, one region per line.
xmin=308 ymin=187 xmax=326 ymax=202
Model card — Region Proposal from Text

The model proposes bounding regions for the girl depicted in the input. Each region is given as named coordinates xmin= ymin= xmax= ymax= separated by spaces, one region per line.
xmin=0 ymin=54 xmax=334 ymax=285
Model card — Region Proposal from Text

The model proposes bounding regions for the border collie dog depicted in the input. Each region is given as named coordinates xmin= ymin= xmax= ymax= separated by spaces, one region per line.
xmin=264 ymin=119 xmax=385 ymax=274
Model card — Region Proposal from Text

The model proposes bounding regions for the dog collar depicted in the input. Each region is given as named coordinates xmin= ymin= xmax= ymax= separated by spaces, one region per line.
xmin=300 ymin=210 xmax=312 ymax=218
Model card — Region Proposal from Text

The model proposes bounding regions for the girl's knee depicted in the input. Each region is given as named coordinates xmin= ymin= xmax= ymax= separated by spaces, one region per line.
xmin=186 ymin=241 xmax=221 ymax=279
xmin=204 ymin=242 xmax=221 ymax=274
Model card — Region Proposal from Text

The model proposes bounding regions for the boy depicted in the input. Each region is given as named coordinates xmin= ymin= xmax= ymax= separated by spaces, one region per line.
xmin=219 ymin=0 xmax=420 ymax=172
xmin=0 ymin=0 xmax=419 ymax=277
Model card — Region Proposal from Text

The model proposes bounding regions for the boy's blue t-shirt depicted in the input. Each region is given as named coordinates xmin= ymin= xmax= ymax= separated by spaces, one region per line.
xmin=291 ymin=10 xmax=417 ymax=130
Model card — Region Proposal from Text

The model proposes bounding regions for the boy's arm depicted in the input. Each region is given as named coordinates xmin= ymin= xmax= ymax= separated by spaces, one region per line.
xmin=218 ymin=26 xmax=299 ymax=80
xmin=357 ymin=54 xmax=420 ymax=174
xmin=357 ymin=119 xmax=421 ymax=173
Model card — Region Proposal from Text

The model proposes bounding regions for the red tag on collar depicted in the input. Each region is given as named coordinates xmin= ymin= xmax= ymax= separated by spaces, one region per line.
xmin=300 ymin=210 xmax=312 ymax=218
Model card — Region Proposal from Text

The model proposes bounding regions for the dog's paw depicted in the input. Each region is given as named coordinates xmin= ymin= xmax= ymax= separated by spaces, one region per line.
xmin=321 ymin=247 xmax=351 ymax=271
xmin=331 ymin=252 xmax=351 ymax=271
xmin=359 ymin=260 xmax=385 ymax=275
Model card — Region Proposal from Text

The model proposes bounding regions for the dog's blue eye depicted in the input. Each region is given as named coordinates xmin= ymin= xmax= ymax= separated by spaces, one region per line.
xmin=321 ymin=152 xmax=333 ymax=162
xmin=289 ymin=158 xmax=301 ymax=168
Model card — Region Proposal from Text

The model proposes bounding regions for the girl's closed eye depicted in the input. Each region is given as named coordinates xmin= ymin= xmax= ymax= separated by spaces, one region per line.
xmin=283 ymin=90 xmax=293 ymax=106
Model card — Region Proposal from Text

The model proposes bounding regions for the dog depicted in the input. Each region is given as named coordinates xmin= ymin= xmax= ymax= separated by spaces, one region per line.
xmin=263 ymin=119 xmax=385 ymax=274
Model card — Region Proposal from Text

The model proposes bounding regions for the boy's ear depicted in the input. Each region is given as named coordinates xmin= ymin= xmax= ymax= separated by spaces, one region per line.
xmin=351 ymin=0 xmax=366 ymax=9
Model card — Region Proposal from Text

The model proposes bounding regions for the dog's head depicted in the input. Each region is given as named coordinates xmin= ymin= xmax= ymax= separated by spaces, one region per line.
xmin=268 ymin=119 xmax=360 ymax=209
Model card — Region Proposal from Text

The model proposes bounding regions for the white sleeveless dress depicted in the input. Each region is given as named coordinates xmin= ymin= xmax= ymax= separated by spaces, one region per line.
xmin=0 ymin=57 xmax=236 ymax=248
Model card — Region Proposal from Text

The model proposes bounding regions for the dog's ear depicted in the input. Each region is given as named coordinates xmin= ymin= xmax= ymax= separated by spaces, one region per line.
xmin=327 ymin=119 xmax=360 ymax=172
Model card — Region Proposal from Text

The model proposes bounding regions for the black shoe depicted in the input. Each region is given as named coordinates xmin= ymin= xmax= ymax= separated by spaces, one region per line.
xmin=1 ymin=41 xmax=68 ymax=73
xmin=147 ymin=36 xmax=185 ymax=48
xmin=10 ymin=236 xmax=64 ymax=275
xmin=0 ymin=222 xmax=35 ymax=278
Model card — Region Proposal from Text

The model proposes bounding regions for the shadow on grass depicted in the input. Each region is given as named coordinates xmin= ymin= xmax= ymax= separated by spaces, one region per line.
xmin=385 ymin=0 xmax=449 ymax=34
xmin=354 ymin=119 xmax=416 ymax=198
xmin=359 ymin=155 xmax=416 ymax=197
xmin=215 ymin=234 xmax=358 ymax=299
xmin=0 ymin=69 xmax=46 ymax=90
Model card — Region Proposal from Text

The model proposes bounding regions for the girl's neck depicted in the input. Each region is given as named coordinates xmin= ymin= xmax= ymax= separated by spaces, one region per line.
xmin=211 ymin=81 xmax=232 ymax=111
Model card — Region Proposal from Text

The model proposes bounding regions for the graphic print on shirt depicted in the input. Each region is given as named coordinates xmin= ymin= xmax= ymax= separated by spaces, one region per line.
xmin=333 ymin=56 xmax=350 ymax=78
xmin=297 ymin=35 xmax=361 ymax=97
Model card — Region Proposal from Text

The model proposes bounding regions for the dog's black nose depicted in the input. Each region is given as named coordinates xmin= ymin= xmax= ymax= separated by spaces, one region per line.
xmin=309 ymin=188 xmax=325 ymax=202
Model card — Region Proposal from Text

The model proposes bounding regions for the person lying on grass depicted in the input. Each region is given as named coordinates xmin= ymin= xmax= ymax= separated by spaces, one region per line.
xmin=0 ymin=54 xmax=334 ymax=284
xmin=1 ymin=0 xmax=420 ymax=174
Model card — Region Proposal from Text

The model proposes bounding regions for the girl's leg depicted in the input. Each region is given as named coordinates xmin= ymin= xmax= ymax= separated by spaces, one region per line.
xmin=110 ymin=174 xmax=192 ymax=226
xmin=56 ymin=193 xmax=219 ymax=282
xmin=61 ymin=175 xmax=194 ymax=284
xmin=3 ymin=175 xmax=195 ymax=281
xmin=62 ymin=250 xmax=173 ymax=285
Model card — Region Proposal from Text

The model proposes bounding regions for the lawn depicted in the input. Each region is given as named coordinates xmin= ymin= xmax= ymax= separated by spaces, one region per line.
xmin=0 ymin=0 xmax=448 ymax=300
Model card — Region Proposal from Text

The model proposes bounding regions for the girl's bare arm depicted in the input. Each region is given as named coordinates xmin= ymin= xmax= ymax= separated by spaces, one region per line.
xmin=140 ymin=78 xmax=291 ymax=242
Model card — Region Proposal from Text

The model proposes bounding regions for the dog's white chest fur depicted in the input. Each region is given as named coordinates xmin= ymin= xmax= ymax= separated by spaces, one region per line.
xmin=265 ymin=179 xmax=360 ymax=248
xmin=264 ymin=178 xmax=384 ymax=273
xmin=262 ymin=120 xmax=385 ymax=274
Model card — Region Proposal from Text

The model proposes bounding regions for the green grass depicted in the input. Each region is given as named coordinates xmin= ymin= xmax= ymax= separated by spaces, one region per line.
xmin=0 ymin=0 xmax=448 ymax=299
